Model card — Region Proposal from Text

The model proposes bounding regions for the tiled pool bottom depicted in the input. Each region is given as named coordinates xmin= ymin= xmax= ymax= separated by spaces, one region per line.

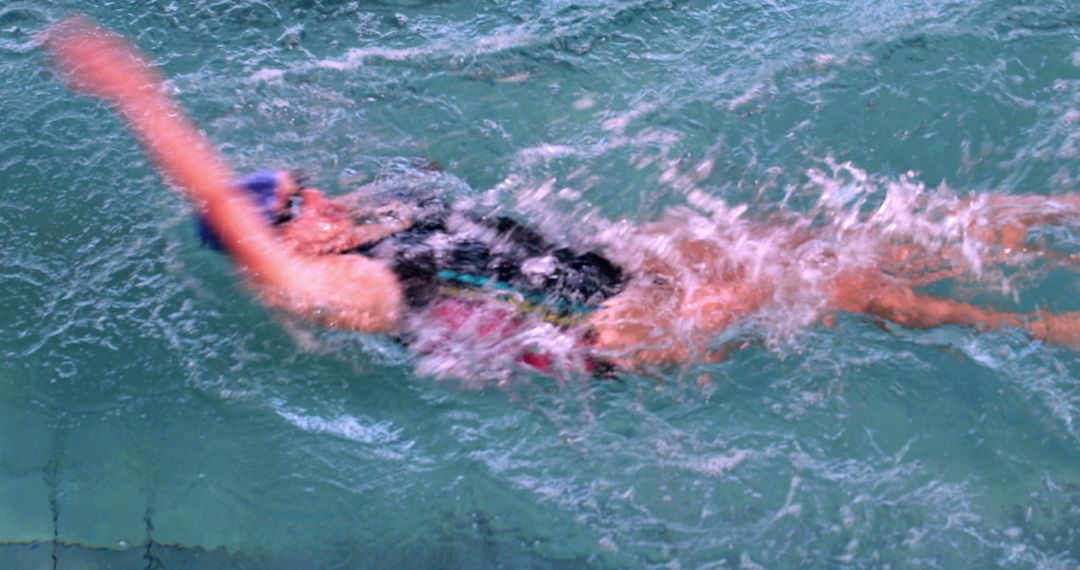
xmin=0 ymin=397 xmax=615 ymax=570
xmin=0 ymin=485 xmax=600 ymax=570
xmin=0 ymin=542 xmax=240 ymax=570
xmin=0 ymin=535 xmax=599 ymax=569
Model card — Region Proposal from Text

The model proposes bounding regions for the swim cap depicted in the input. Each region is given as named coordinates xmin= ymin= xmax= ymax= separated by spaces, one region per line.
xmin=197 ymin=170 xmax=282 ymax=252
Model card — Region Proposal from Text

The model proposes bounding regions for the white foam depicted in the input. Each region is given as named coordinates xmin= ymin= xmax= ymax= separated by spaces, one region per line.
xmin=275 ymin=406 xmax=402 ymax=445
xmin=680 ymin=449 xmax=752 ymax=477
xmin=573 ymin=96 xmax=596 ymax=111
xmin=314 ymin=26 xmax=539 ymax=72
xmin=726 ymin=80 xmax=773 ymax=111
xmin=249 ymin=68 xmax=284 ymax=83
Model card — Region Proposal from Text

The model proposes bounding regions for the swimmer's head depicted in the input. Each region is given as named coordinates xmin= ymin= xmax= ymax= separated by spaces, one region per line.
xmin=197 ymin=170 xmax=301 ymax=251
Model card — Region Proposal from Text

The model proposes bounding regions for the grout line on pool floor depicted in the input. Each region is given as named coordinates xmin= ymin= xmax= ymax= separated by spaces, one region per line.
xmin=143 ymin=507 xmax=164 ymax=570
xmin=44 ymin=449 xmax=60 ymax=570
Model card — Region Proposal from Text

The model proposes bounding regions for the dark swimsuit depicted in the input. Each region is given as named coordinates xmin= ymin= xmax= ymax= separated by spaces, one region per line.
xmin=348 ymin=210 xmax=625 ymax=376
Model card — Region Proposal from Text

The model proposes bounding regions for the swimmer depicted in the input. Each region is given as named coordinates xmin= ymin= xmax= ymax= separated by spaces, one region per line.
xmin=43 ymin=18 xmax=1080 ymax=376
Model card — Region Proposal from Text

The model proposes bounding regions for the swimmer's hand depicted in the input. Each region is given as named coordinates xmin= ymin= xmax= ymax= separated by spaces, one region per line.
xmin=43 ymin=16 xmax=237 ymax=220
xmin=43 ymin=16 xmax=160 ymax=103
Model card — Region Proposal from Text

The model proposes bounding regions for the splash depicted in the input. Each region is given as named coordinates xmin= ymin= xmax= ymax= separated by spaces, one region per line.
xmin=315 ymin=25 xmax=540 ymax=72
xmin=451 ymin=145 xmax=1080 ymax=372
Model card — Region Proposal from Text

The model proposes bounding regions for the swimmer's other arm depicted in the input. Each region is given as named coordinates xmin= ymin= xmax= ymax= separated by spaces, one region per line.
xmin=44 ymin=17 xmax=404 ymax=333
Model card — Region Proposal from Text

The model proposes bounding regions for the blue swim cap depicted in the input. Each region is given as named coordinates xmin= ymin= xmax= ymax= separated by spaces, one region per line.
xmin=197 ymin=170 xmax=282 ymax=252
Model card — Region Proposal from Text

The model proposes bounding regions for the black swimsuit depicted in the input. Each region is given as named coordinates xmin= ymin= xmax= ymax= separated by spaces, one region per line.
xmin=351 ymin=211 xmax=625 ymax=324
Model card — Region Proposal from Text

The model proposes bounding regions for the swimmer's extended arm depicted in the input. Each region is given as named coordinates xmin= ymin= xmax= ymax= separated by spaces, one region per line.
xmin=45 ymin=17 xmax=404 ymax=333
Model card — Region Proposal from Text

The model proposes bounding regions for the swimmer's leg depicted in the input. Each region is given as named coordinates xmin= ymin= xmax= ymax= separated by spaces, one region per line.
xmin=829 ymin=269 xmax=1080 ymax=347
xmin=588 ymin=283 xmax=689 ymax=370
xmin=1030 ymin=312 xmax=1080 ymax=348
xmin=836 ymin=278 xmax=1022 ymax=331
xmin=588 ymin=274 xmax=767 ymax=370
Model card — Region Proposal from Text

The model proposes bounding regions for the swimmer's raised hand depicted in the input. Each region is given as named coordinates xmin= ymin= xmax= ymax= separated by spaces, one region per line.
xmin=43 ymin=17 xmax=159 ymax=103
xmin=44 ymin=17 xmax=405 ymax=334
xmin=42 ymin=16 xmax=239 ymax=232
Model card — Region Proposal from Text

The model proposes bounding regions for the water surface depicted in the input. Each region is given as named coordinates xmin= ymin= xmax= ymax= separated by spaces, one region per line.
xmin=1 ymin=0 xmax=1079 ymax=567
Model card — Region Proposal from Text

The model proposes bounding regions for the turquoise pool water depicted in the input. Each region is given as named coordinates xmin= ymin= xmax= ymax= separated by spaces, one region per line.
xmin=2 ymin=0 xmax=1080 ymax=567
